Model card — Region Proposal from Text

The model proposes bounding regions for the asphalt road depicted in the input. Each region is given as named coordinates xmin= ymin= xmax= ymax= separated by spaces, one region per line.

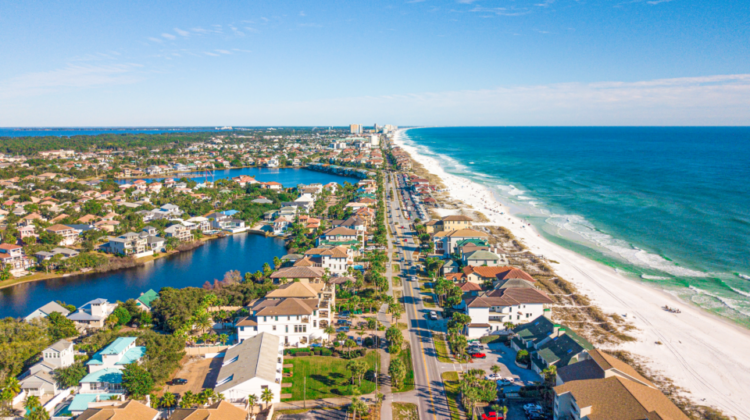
xmin=385 ymin=172 xmax=452 ymax=420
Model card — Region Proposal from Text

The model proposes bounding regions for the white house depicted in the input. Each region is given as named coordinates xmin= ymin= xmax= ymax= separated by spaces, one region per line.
xmin=67 ymin=299 xmax=118 ymax=329
xmin=24 ymin=301 xmax=70 ymax=322
xmin=464 ymin=288 xmax=554 ymax=338
xmin=214 ymin=333 xmax=283 ymax=404
xmin=302 ymin=246 xmax=353 ymax=275
xmin=236 ymin=282 xmax=335 ymax=347
xmin=19 ymin=340 xmax=75 ymax=397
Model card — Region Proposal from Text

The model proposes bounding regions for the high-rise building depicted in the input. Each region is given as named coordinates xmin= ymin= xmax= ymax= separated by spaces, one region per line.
xmin=349 ymin=124 xmax=361 ymax=134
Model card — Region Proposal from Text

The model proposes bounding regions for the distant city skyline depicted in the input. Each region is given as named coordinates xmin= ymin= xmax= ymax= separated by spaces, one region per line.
xmin=1 ymin=0 xmax=749 ymax=126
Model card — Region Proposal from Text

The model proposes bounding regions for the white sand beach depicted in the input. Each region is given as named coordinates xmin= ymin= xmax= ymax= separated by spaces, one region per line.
xmin=394 ymin=129 xmax=750 ymax=418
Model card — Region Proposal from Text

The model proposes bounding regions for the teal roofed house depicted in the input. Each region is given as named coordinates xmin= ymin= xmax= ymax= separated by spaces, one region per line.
xmin=511 ymin=313 xmax=557 ymax=351
xmin=135 ymin=289 xmax=158 ymax=312
xmin=79 ymin=337 xmax=146 ymax=396
xmin=67 ymin=393 xmax=121 ymax=416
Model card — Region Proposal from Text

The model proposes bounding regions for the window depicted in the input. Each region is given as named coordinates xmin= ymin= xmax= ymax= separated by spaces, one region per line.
xmin=241 ymin=327 xmax=245 ymax=331
xmin=285 ymin=325 xmax=289 ymax=333
xmin=288 ymin=316 xmax=291 ymax=321
xmin=273 ymin=326 xmax=276 ymax=331
xmin=216 ymin=375 xmax=234 ymax=387
xmin=297 ymin=315 xmax=300 ymax=321
xmin=275 ymin=316 xmax=278 ymax=321
xmin=223 ymin=355 xmax=239 ymax=366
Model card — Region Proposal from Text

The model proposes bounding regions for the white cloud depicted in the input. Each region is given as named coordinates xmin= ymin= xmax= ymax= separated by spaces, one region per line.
xmin=216 ymin=49 xmax=232 ymax=55
xmin=203 ymin=74 xmax=750 ymax=126
xmin=299 ymin=11 xmax=306 ymax=16
xmin=174 ymin=28 xmax=190 ymax=36
xmin=148 ymin=37 xmax=163 ymax=43
xmin=0 ymin=63 xmax=144 ymax=100
xmin=162 ymin=33 xmax=177 ymax=40
xmin=204 ymin=51 xmax=220 ymax=56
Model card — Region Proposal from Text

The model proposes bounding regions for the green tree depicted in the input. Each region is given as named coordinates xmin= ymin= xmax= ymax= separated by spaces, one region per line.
xmin=247 ymin=394 xmax=258 ymax=413
xmin=160 ymin=392 xmax=176 ymax=414
xmin=261 ymin=388 xmax=274 ymax=409
xmin=24 ymin=394 xmax=49 ymax=420
xmin=54 ymin=362 xmax=87 ymax=388
xmin=0 ymin=377 xmax=21 ymax=416
xmin=112 ymin=306 xmax=132 ymax=326
xmin=47 ymin=312 xmax=78 ymax=341
xmin=121 ymin=363 xmax=154 ymax=398
xmin=388 ymin=358 xmax=406 ymax=389
xmin=349 ymin=397 xmax=368 ymax=420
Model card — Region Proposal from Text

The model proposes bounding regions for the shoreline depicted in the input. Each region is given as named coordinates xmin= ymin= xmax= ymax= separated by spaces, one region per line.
xmin=0 ymin=231 xmax=251 ymax=292
xmin=394 ymin=128 xmax=750 ymax=418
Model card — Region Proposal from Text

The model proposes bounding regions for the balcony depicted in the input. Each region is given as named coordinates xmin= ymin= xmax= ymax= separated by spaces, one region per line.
xmin=301 ymin=317 xmax=310 ymax=324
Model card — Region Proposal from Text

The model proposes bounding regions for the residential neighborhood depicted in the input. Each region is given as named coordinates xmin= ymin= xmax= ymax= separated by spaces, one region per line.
xmin=0 ymin=126 xmax=701 ymax=420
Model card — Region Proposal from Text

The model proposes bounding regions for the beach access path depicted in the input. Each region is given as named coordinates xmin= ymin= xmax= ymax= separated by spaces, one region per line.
xmin=395 ymin=129 xmax=750 ymax=419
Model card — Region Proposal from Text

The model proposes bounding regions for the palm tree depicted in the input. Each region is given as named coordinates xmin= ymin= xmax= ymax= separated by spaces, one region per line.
xmin=179 ymin=391 xmax=195 ymax=408
xmin=491 ymin=365 xmax=502 ymax=376
xmin=324 ymin=325 xmax=336 ymax=345
xmin=194 ymin=311 xmax=213 ymax=335
xmin=261 ymin=388 xmax=274 ymax=410
xmin=1 ymin=376 xmax=20 ymax=413
xmin=160 ymin=392 xmax=176 ymax=414
xmin=247 ymin=394 xmax=258 ymax=413
xmin=344 ymin=339 xmax=357 ymax=358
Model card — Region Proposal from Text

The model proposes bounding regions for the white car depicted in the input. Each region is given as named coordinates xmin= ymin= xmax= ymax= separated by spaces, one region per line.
xmin=497 ymin=378 xmax=514 ymax=387
xmin=429 ymin=311 xmax=438 ymax=320
xmin=485 ymin=373 xmax=502 ymax=381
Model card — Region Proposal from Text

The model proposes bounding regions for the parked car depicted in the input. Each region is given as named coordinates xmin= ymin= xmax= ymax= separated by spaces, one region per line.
xmin=485 ymin=373 xmax=502 ymax=381
xmin=470 ymin=352 xmax=487 ymax=359
xmin=429 ymin=311 xmax=438 ymax=320
xmin=339 ymin=311 xmax=351 ymax=318
xmin=336 ymin=326 xmax=350 ymax=332
xmin=168 ymin=378 xmax=187 ymax=385
xmin=497 ymin=378 xmax=514 ymax=386
xmin=356 ymin=337 xmax=363 ymax=346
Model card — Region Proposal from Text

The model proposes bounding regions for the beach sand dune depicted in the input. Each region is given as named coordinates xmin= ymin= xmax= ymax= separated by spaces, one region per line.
xmin=394 ymin=129 xmax=750 ymax=419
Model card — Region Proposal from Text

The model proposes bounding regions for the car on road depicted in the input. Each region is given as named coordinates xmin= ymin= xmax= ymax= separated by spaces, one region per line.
xmin=469 ymin=352 xmax=487 ymax=359
xmin=485 ymin=373 xmax=502 ymax=381
xmin=168 ymin=378 xmax=187 ymax=385
xmin=429 ymin=311 xmax=438 ymax=320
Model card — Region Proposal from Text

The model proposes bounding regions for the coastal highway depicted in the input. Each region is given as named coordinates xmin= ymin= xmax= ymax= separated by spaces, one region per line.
xmin=385 ymin=172 xmax=451 ymax=420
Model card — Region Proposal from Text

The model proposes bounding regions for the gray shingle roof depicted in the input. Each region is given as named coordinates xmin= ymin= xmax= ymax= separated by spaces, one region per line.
xmin=215 ymin=332 xmax=280 ymax=393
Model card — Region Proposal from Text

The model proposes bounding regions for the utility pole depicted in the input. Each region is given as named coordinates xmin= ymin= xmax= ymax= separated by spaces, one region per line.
xmin=303 ymin=368 xmax=306 ymax=409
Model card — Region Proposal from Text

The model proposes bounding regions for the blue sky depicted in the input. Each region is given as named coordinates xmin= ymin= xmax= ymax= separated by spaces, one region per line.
xmin=1 ymin=0 xmax=749 ymax=126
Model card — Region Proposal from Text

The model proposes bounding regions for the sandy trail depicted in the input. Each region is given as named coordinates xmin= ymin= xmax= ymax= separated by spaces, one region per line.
xmin=394 ymin=129 xmax=750 ymax=418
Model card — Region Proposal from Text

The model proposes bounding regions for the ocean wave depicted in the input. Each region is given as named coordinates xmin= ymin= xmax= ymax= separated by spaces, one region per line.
xmin=689 ymin=286 xmax=750 ymax=317
xmin=545 ymin=214 xmax=708 ymax=278
xmin=737 ymin=273 xmax=750 ymax=281
xmin=641 ymin=274 xmax=670 ymax=280
xmin=729 ymin=287 xmax=750 ymax=298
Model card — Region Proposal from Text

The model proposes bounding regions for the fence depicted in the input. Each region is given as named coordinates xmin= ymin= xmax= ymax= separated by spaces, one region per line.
xmin=185 ymin=345 xmax=230 ymax=356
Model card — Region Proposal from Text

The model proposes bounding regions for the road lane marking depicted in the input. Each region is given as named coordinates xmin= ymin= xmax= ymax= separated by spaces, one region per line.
xmin=406 ymin=266 xmax=439 ymax=420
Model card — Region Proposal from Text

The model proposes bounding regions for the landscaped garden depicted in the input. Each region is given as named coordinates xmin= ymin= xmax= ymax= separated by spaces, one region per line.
xmin=281 ymin=351 xmax=381 ymax=401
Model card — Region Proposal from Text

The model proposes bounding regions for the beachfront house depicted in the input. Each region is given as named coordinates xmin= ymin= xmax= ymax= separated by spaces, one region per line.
xmin=553 ymin=375 xmax=690 ymax=420
xmin=433 ymin=228 xmax=489 ymax=256
xmin=214 ymin=333 xmax=284 ymax=404
xmin=463 ymin=288 xmax=554 ymax=338
xmin=317 ymin=227 xmax=359 ymax=247
xmin=164 ymin=224 xmax=194 ymax=242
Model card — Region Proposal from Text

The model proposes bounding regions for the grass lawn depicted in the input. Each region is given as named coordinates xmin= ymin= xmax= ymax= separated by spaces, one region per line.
xmin=393 ymin=263 xmax=401 ymax=273
xmin=395 ymin=322 xmax=408 ymax=330
xmin=433 ymin=334 xmax=452 ymax=363
xmin=392 ymin=348 xmax=415 ymax=393
xmin=392 ymin=276 xmax=402 ymax=287
xmin=393 ymin=403 xmax=419 ymax=420
xmin=282 ymin=352 xmax=381 ymax=401
xmin=442 ymin=371 xmax=464 ymax=420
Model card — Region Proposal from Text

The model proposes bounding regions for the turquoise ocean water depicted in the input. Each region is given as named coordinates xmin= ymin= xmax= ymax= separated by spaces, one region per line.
xmin=401 ymin=127 xmax=750 ymax=327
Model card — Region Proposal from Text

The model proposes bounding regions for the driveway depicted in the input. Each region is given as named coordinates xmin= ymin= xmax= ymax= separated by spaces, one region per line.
xmin=164 ymin=356 xmax=223 ymax=395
